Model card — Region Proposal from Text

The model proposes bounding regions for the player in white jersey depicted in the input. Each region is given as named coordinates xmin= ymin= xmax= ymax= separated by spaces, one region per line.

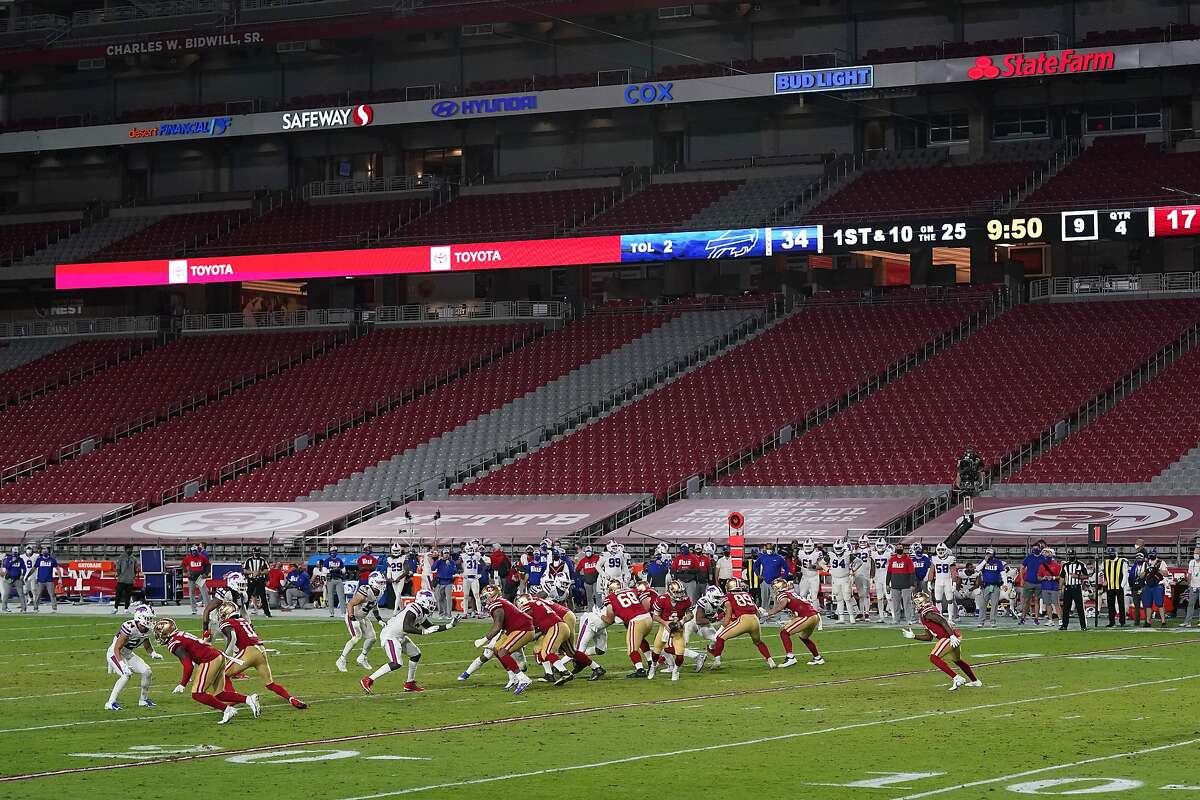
xmin=459 ymin=540 xmax=486 ymax=617
xmin=851 ymin=536 xmax=873 ymax=620
xmin=600 ymin=541 xmax=631 ymax=588
xmin=680 ymin=586 xmax=723 ymax=670
xmin=826 ymin=540 xmax=855 ymax=624
xmin=871 ymin=538 xmax=894 ymax=622
xmin=360 ymin=589 xmax=456 ymax=694
xmin=200 ymin=572 xmax=250 ymax=638
xmin=574 ymin=606 xmax=611 ymax=657
xmin=335 ymin=573 xmax=386 ymax=673
xmin=104 ymin=604 xmax=163 ymax=710
xmin=385 ymin=544 xmax=409 ymax=617
xmin=931 ymin=543 xmax=959 ymax=623
xmin=796 ymin=539 xmax=825 ymax=604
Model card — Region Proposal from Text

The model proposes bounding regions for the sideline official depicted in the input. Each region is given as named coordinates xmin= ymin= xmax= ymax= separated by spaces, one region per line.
xmin=1060 ymin=550 xmax=1089 ymax=630
xmin=243 ymin=548 xmax=271 ymax=617
xmin=1103 ymin=548 xmax=1127 ymax=627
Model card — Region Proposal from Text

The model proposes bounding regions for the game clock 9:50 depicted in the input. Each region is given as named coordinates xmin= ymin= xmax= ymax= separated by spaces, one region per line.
xmin=986 ymin=216 xmax=1044 ymax=242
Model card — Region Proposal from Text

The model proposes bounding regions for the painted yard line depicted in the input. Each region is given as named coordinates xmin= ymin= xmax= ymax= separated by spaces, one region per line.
xmin=331 ymin=676 xmax=1200 ymax=800
xmin=0 ymin=671 xmax=305 ymax=703
xmin=889 ymin=736 xmax=1200 ymax=800
xmin=0 ymin=641 xmax=1195 ymax=782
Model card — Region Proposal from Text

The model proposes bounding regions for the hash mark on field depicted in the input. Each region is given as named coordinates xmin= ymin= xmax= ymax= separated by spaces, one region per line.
xmin=743 ymin=706 xmax=764 ymax=711
xmin=364 ymin=756 xmax=432 ymax=761
xmin=1062 ymin=715 xmax=1081 ymax=720
xmin=992 ymin=713 xmax=1014 ymax=718
xmin=1162 ymin=687 xmax=1179 ymax=692
xmin=1043 ymin=685 xmax=1062 ymax=689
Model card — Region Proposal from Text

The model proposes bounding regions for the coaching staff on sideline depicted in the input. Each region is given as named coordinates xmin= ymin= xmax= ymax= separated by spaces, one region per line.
xmin=1060 ymin=550 xmax=1089 ymax=630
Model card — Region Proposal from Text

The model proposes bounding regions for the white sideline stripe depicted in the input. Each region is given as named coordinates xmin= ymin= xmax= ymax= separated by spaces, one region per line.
xmin=889 ymin=737 xmax=1200 ymax=800
xmin=334 ymin=673 xmax=1200 ymax=800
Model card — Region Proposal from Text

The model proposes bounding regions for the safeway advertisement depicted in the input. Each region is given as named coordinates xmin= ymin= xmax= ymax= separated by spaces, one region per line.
xmin=56 ymin=236 xmax=623 ymax=290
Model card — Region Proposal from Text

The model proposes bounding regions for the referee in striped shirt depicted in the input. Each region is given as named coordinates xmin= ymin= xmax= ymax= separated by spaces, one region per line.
xmin=1060 ymin=550 xmax=1089 ymax=630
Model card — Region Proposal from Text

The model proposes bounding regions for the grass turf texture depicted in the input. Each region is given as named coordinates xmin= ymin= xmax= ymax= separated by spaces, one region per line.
xmin=1 ymin=614 xmax=1199 ymax=799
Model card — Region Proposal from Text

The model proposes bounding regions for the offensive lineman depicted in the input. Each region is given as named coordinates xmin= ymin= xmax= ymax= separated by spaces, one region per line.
xmin=931 ymin=543 xmax=959 ymax=623
xmin=766 ymin=578 xmax=824 ymax=667
xmin=217 ymin=602 xmax=307 ymax=709
xmin=473 ymin=584 xmax=535 ymax=694
xmin=796 ymin=540 xmax=825 ymax=604
xmin=602 ymin=578 xmax=655 ymax=678
xmin=104 ymin=604 xmax=164 ymax=710
xmin=902 ymin=591 xmax=982 ymax=691
xmin=361 ymin=589 xmax=456 ymax=694
xmin=335 ymin=572 xmax=387 ymax=673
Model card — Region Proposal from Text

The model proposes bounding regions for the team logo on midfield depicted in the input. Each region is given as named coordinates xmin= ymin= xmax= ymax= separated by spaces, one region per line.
xmin=131 ymin=506 xmax=321 ymax=537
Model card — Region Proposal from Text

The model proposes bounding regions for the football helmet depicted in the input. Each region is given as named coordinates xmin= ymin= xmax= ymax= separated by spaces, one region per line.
xmin=802 ymin=539 xmax=816 ymax=555
xmin=635 ymin=580 xmax=652 ymax=596
xmin=606 ymin=578 xmax=623 ymax=594
xmin=132 ymin=604 xmax=156 ymax=629
xmin=858 ymin=534 xmax=870 ymax=548
xmin=704 ymin=585 xmax=724 ymax=601
xmin=770 ymin=577 xmax=790 ymax=593
xmin=832 ymin=539 xmax=846 ymax=554
xmin=667 ymin=579 xmax=686 ymax=601
xmin=481 ymin=585 xmax=501 ymax=604
xmin=152 ymin=618 xmax=177 ymax=645
xmin=912 ymin=592 xmax=934 ymax=610
xmin=936 ymin=543 xmax=950 ymax=557
xmin=529 ymin=583 xmax=548 ymax=598
xmin=874 ymin=537 xmax=888 ymax=553
xmin=552 ymin=573 xmax=572 ymax=599
xmin=654 ymin=542 xmax=669 ymax=557
xmin=224 ymin=571 xmax=248 ymax=594
xmin=702 ymin=541 xmax=716 ymax=555
xmin=467 ymin=538 xmax=481 ymax=552
xmin=390 ymin=543 xmax=403 ymax=557
xmin=912 ymin=542 xmax=924 ymax=554
xmin=514 ymin=593 xmax=532 ymax=609
xmin=727 ymin=578 xmax=746 ymax=592
xmin=367 ymin=572 xmax=388 ymax=593
xmin=414 ymin=589 xmax=437 ymax=613
xmin=217 ymin=602 xmax=240 ymax=622
xmin=606 ymin=541 xmax=621 ymax=555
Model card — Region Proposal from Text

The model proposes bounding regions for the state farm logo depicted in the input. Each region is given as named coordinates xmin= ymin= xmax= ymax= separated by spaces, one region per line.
xmin=281 ymin=104 xmax=374 ymax=130
xmin=967 ymin=56 xmax=1001 ymax=80
xmin=970 ymin=502 xmax=1192 ymax=537
xmin=967 ymin=49 xmax=1115 ymax=81
xmin=131 ymin=506 xmax=321 ymax=537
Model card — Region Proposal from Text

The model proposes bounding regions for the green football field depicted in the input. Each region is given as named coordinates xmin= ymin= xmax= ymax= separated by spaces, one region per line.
xmin=1 ymin=613 xmax=1199 ymax=800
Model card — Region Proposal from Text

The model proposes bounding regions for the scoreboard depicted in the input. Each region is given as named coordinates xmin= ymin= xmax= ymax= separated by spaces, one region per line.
xmin=620 ymin=225 xmax=822 ymax=263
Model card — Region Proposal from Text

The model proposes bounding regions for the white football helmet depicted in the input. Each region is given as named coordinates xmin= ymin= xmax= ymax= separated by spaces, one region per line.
xmin=857 ymin=534 xmax=870 ymax=548
xmin=367 ymin=572 xmax=388 ymax=593
xmin=390 ymin=543 xmax=403 ymax=557
xmin=912 ymin=542 xmax=924 ymax=554
xmin=704 ymin=585 xmax=724 ymax=602
xmin=654 ymin=542 xmax=669 ymax=557
xmin=936 ymin=543 xmax=950 ymax=557
xmin=132 ymin=604 xmax=155 ymax=629
xmin=606 ymin=541 xmax=621 ymax=555
xmin=224 ymin=572 xmax=248 ymax=594
xmin=703 ymin=541 xmax=716 ymax=555
xmin=802 ymin=538 xmax=816 ymax=555
xmin=874 ymin=537 xmax=888 ymax=553
xmin=553 ymin=573 xmax=572 ymax=599
xmin=832 ymin=539 xmax=846 ymax=554
xmin=413 ymin=589 xmax=437 ymax=613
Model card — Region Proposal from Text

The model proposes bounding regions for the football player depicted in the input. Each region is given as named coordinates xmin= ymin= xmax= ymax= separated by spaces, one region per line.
xmin=536 ymin=584 xmax=606 ymax=681
xmin=871 ymin=538 xmax=893 ymax=622
xmin=765 ymin=578 xmax=823 ymax=667
xmin=335 ymin=572 xmax=387 ymax=673
xmin=155 ymin=618 xmax=259 ymax=724
xmin=601 ymin=578 xmax=655 ymax=677
xmin=104 ymin=604 xmax=164 ymax=710
xmin=708 ymin=579 xmax=775 ymax=668
xmin=460 ymin=540 xmax=486 ymax=617
xmin=648 ymin=579 xmax=692 ymax=681
xmin=470 ymin=584 xmax=536 ymax=693
xmin=384 ymin=543 xmax=409 ymax=616
xmin=574 ymin=605 xmax=611 ymax=659
xmin=518 ymin=592 xmax=588 ymax=686
xmin=796 ymin=540 xmax=825 ymax=604
xmin=217 ymin=602 xmax=307 ymax=709
xmin=851 ymin=536 xmax=873 ymax=621
xmin=600 ymin=541 xmax=631 ymax=589
xmin=362 ymin=589 xmax=456 ymax=694
xmin=681 ymin=586 xmax=723 ymax=671
xmin=931 ymin=543 xmax=959 ymax=623
xmin=902 ymin=592 xmax=981 ymax=691
xmin=200 ymin=571 xmax=250 ymax=638
xmin=827 ymin=540 xmax=854 ymax=624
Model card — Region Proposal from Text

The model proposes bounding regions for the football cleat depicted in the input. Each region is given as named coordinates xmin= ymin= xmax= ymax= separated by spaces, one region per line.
xmin=646 ymin=662 xmax=657 ymax=680
xmin=457 ymin=671 xmax=471 ymax=682
xmin=104 ymin=702 xmax=122 ymax=711
xmin=766 ymin=657 xmax=777 ymax=669
xmin=625 ymin=667 xmax=646 ymax=679
xmin=693 ymin=652 xmax=707 ymax=672
xmin=355 ymin=654 xmax=372 ymax=671
xmin=778 ymin=656 xmax=798 ymax=669
xmin=403 ymin=682 xmax=425 ymax=693
xmin=808 ymin=656 xmax=825 ymax=666
xmin=138 ymin=698 xmax=156 ymax=708
xmin=588 ymin=666 xmax=606 ymax=681
xmin=553 ymin=671 xmax=573 ymax=687
xmin=218 ymin=706 xmax=238 ymax=725
xmin=512 ymin=678 xmax=532 ymax=696
xmin=967 ymin=679 xmax=983 ymax=688
xmin=949 ymin=675 xmax=967 ymax=692
xmin=334 ymin=657 xmax=348 ymax=673
xmin=290 ymin=697 xmax=308 ymax=709
xmin=246 ymin=694 xmax=261 ymax=718
xmin=360 ymin=677 xmax=374 ymax=695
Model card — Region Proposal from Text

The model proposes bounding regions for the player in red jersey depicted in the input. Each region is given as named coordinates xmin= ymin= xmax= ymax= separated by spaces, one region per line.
xmin=475 ymin=584 xmax=536 ymax=694
xmin=648 ymin=579 xmax=693 ymax=681
xmin=708 ymin=579 xmax=776 ymax=668
xmin=216 ymin=603 xmax=307 ymax=709
xmin=153 ymin=618 xmax=258 ymax=724
xmin=903 ymin=592 xmax=982 ymax=691
xmin=517 ymin=594 xmax=597 ymax=685
xmin=765 ymin=578 xmax=824 ymax=667
xmin=601 ymin=579 xmax=655 ymax=678
xmin=531 ymin=584 xmax=606 ymax=681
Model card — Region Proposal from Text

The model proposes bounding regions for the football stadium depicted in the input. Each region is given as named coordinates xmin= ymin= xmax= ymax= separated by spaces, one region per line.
xmin=0 ymin=0 xmax=1199 ymax=797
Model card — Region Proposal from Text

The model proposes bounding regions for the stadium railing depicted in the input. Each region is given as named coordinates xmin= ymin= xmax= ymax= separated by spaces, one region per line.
xmin=180 ymin=308 xmax=356 ymax=332
xmin=1029 ymin=272 xmax=1200 ymax=301
xmin=0 ymin=315 xmax=159 ymax=340
xmin=305 ymin=175 xmax=443 ymax=199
